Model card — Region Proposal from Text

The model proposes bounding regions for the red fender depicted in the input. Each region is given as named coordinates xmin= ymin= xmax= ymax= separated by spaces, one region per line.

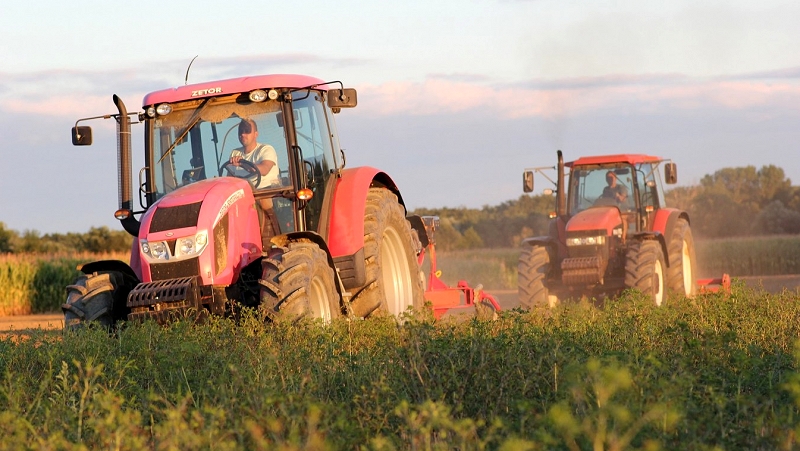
xmin=326 ymin=167 xmax=404 ymax=258
xmin=651 ymin=208 xmax=688 ymax=236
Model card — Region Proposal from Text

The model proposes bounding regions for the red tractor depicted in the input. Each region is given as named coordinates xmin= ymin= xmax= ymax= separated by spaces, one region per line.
xmin=63 ymin=74 xmax=424 ymax=327
xmin=518 ymin=151 xmax=698 ymax=307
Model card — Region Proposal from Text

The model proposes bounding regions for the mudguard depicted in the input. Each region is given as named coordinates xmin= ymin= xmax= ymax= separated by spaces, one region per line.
xmin=651 ymin=208 xmax=690 ymax=256
xmin=326 ymin=167 xmax=404 ymax=258
xmin=80 ymin=259 xmax=140 ymax=283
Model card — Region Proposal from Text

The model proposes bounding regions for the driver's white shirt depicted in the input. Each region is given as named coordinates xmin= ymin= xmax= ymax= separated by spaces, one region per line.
xmin=230 ymin=143 xmax=279 ymax=189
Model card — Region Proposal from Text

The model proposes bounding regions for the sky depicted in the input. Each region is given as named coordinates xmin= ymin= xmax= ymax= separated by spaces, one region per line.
xmin=1 ymin=0 xmax=799 ymax=234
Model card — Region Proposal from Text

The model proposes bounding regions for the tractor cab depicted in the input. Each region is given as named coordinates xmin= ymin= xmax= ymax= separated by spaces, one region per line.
xmin=567 ymin=158 xmax=672 ymax=234
xmin=72 ymin=75 xmax=357 ymax=246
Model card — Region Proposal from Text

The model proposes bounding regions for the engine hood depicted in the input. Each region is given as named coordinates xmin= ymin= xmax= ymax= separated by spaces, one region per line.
xmin=565 ymin=207 xmax=623 ymax=236
xmin=140 ymin=178 xmax=256 ymax=235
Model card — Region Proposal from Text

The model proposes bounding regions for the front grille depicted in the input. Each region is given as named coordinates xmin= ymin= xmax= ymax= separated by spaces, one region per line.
xmin=561 ymin=256 xmax=607 ymax=285
xmin=150 ymin=258 xmax=200 ymax=281
xmin=149 ymin=202 xmax=202 ymax=233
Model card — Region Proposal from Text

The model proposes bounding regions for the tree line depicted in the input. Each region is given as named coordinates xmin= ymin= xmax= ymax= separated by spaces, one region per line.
xmin=0 ymin=225 xmax=131 ymax=254
xmin=2 ymin=164 xmax=798 ymax=254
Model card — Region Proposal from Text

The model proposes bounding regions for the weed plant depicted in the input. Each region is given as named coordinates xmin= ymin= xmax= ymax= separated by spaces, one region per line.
xmin=1 ymin=284 xmax=799 ymax=449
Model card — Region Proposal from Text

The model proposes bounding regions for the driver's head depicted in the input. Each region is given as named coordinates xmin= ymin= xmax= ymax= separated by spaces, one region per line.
xmin=238 ymin=118 xmax=258 ymax=135
xmin=238 ymin=119 xmax=259 ymax=148
xmin=605 ymin=171 xmax=617 ymax=186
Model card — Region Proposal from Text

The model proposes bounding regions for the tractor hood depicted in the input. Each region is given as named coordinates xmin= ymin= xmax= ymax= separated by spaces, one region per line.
xmin=135 ymin=177 xmax=263 ymax=285
xmin=565 ymin=207 xmax=623 ymax=236
xmin=141 ymin=178 xmax=258 ymax=233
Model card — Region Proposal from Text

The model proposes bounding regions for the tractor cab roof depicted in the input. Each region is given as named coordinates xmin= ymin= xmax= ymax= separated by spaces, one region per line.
xmin=142 ymin=74 xmax=327 ymax=107
xmin=566 ymin=154 xmax=664 ymax=168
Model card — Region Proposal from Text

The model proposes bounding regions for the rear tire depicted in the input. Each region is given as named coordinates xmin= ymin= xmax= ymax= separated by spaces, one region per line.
xmin=518 ymin=245 xmax=555 ymax=309
xmin=62 ymin=271 xmax=132 ymax=330
xmin=260 ymin=241 xmax=341 ymax=323
xmin=624 ymin=240 xmax=666 ymax=306
xmin=349 ymin=188 xmax=424 ymax=318
xmin=667 ymin=218 xmax=697 ymax=298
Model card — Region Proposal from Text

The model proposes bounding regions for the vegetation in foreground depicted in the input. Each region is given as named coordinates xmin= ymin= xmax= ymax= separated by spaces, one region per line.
xmin=1 ymin=285 xmax=799 ymax=450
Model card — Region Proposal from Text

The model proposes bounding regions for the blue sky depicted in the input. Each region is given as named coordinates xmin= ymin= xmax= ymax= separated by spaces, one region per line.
xmin=2 ymin=0 xmax=799 ymax=233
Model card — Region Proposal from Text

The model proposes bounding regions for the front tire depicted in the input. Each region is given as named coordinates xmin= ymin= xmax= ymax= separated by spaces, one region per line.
xmin=349 ymin=188 xmax=424 ymax=318
xmin=260 ymin=241 xmax=341 ymax=323
xmin=518 ymin=245 xmax=556 ymax=309
xmin=667 ymin=218 xmax=697 ymax=298
xmin=624 ymin=240 xmax=666 ymax=306
xmin=62 ymin=271 xmax=133 ymax=329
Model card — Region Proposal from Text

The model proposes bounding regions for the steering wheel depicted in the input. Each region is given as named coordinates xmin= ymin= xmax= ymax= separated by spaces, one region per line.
xmin=219 ymin=159 xmax=261 ymax=189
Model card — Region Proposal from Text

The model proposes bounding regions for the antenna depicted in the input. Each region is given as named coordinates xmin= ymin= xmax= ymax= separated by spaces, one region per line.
xmin=185 ymin=55 xmax=198 ymax=85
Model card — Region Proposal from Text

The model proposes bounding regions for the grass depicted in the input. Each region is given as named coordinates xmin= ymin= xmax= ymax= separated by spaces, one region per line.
xmin=1 ymin=285 xmax=799 ymax=449
xmin=0 ymin=252 xmax=127 ymax=315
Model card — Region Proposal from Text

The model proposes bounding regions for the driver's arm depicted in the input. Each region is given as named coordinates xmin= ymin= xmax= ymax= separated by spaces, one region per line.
xmin=254 ymin=159 xmax=275 ymax=176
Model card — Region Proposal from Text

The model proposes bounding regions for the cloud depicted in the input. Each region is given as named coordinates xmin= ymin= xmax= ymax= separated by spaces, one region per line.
xmin=354 ymin=71 xmax=800 ymax=120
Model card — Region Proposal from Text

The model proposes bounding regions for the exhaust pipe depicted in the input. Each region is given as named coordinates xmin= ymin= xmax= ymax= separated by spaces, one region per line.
xmin=113 ymin=95 xmax=140 ymax=237
xmin=556 ymin=150 xmax=565 ymax=217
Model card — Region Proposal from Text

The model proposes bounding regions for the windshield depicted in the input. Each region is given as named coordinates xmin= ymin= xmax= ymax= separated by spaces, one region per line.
xmin=568 ymin=164 xmax=636 ymax=214
xmin=150 ymin=95 xmax=291 ymax=196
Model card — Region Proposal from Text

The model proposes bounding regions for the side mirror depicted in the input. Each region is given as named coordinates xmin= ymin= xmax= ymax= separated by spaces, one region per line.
xmin=523 ymin=171 xmax=534 ymax=193
xmin=72 ymin=126 xmax=93 ymax=146
xmin=664 ymin=162 xmax=677 ymax=184
xmin=328 ymin=88 xmax=357 ymax=109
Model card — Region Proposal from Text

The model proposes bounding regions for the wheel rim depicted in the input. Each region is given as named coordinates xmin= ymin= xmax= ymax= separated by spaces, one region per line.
xmin=380 ymin=225 xmax=413 ymax=316
xmin=308 ymin=276 xmax=333 ymax=323
xmin=681 ymin=239 xmax=693 ymax=295
xmin=654 ymin=257 xmax=664 ymax=306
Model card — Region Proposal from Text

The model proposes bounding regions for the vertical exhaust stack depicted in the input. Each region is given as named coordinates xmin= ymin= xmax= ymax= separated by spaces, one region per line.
xmin=556 ymin=150 xmax=566 ymax=217
xmin=113 ymin=94 xmax=140 ymax=237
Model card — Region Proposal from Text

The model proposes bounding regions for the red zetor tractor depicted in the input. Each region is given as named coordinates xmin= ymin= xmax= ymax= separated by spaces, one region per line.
xmin=63 ymin=74 xmax=424 ymax=327
xmin=518 ymin=151 xmax=698 ymax=307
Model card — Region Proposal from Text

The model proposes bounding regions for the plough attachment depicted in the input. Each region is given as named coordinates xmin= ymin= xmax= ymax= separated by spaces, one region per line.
xmin=413 ymin=216 xmax=501 ymax=320
xmin=697 ymin=274 xmax=732 ymax=294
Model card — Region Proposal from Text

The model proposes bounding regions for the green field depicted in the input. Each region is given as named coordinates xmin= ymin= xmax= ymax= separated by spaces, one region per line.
xmin=1 ymin=286 xmax=799 ymax=449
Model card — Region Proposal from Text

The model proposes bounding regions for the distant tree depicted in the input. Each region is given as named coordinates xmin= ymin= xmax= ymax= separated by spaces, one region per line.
xmin=0 ymin=222 xmax=17 ymax=253
xmin=461 ymin=227 xmax=484 ymax=249
xmin=686 ymin=191 xmax=755 ymax=238
xmin=753 ymin=200 xmax=800 ymax=235
xmin=79 ymin=226 xmax=132 ymax=253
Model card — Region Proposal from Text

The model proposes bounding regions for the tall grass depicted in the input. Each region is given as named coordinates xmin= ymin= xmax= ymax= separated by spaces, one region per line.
xmin=696 ymin=235 xmax=800 ymax=277
xmin=1 ymin=286 xmax=799 ymax=449
xmin=0 ymin=252 xmax=128 ymax=315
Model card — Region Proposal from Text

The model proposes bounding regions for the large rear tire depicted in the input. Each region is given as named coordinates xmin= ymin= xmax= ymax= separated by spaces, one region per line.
xmin=62 ymin=271 xmax=133 ymax=330
xmin=260 ymin=241 xmax=341 ymax=323
xmin=349 ymin=188 xmax=424 ymax=318
xmin=518 ymin=245 xmax=555 ymax=309
xmin=624 ymin=240 xmax=666 ymax=306
xmin=667 ymin=218 xmax=697 ymax=298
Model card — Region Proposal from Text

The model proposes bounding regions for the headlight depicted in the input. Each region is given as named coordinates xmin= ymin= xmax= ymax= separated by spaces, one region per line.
xmin=141 ymin=231 xmax=209 ymax=262
xmin=151 ymin=242 xmax=169 ymax=259
xmin=566 ymin=235 xmax=606 ymax=246
xmin=174 ymin=231 xmax=209 ymax=258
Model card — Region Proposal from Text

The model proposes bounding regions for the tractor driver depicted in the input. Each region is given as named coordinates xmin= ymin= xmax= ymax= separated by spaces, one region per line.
xmin=228 ymin=118 xmax=281 ymax=240
xmin=601 ymin=171 xmax=628 ymax=206
xmin=228 ymin=119 xmax=279 ymax=188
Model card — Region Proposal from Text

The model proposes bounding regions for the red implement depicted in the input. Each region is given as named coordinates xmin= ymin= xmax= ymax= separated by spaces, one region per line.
xmin=416 ymin=217 xmax=501 ymax=320
xmin=697 ymin=274 xmax=732 ymax=294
